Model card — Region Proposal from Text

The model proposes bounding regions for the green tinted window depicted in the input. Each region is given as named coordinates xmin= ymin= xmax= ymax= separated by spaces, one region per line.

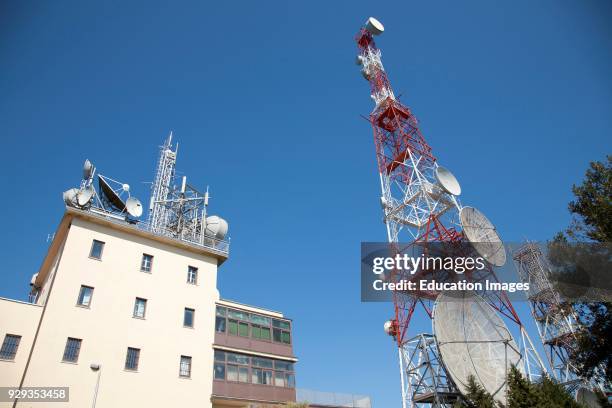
xmin=228 ymin=319 xmax=238 ymax=335
xmin=281 ymin=331 xmax=291 ymax=344
xmin=228 ymin=309 xmax=249 ymax=321
xmin=252 ymin=325 xmax=261 ymax=339
xmin=216 ymin=306 xmax=226 ymax=317
xmin=250 ymin=314 xmax=271 ymax=326
xmin=260 ymin=327 xmax=271 ymax=340
xmin=238 ymin=322 xmax=249 ymax=337
xmin=272 ymin=319 xmax=290 ymax=330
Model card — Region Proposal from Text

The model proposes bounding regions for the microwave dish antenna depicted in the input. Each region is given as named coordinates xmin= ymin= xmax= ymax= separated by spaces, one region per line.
xmin=433 ymin=291 xmax=521 ymax=404
xmin=126 ymin=196 xmax=143 ymax=218
xmin=435 ymin=166 xmax=461 ymax=196
xmin=460 ymin=206 xmax=506 ymax=266
xmin=77 ymin=185 xmax=95 ymax=207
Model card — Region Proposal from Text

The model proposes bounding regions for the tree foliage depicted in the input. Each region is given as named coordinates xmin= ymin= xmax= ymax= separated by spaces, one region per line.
xmin=553 ymin=156 xmax=612 ymax=385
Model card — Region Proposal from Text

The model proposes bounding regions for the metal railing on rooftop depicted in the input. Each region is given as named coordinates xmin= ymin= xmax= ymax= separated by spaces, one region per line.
xmin=296 ymin=389 xmax=372 ymax=408
xmin=81 ymin=207 xmax=230 ymax=255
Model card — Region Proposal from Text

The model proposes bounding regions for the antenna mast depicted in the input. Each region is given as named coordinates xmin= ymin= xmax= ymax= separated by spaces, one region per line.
xmin=149 ymin=132 xmax=177 ymax=233
xmin=356 ymin=17 xmax=545 ymax=407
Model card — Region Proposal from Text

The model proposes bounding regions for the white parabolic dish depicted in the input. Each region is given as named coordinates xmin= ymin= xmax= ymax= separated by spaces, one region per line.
xmin=460 ymin=206 xmax=506 ymax=267
xmin=433 ymin=291 xmax=521 ymax=403
xmin=365 ymin=17 xmax=384 ymax=35
xmin=435 ymin=166 xmax=461 ymax=196
xmin=125 ymin=196 xmax=143 ymax=218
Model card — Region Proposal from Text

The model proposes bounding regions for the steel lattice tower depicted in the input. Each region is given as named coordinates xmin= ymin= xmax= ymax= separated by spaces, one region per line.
xmin=355 ymin=18 xmax=545 ymax=407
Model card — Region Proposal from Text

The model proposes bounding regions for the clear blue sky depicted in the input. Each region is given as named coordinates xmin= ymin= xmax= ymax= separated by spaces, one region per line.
xmin=1 ymin=1 xmax=610 ymax=406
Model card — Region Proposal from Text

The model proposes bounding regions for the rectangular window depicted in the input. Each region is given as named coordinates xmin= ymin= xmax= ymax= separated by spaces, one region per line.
xmin=286 ymin=373 xmax=296 ymax=388
xmin=227 ymin=365 xmax=238 ymax=382
xmin=125 ymin=347 xmax=140 ymax=371
xmin=226 ymin=352 xmax=249 ymax=365
xmin=228 ymin=319 xmax=238 ymax=336
xmin=140 ymin=254 xmax=153 ymax=272
xmin=214 ymin=350 xmax=225 ymax=362
xmin=214 ymin=363 xmax=225 ymax=380
xmin=251 ymin=325 xmax=271 ymax=341
xmin=0 ymin=334 xmax=21 ymax=360
xmin=274 ymin=371 xmax=285 ymax=387
xmin=77 ymin=285 xmax=94 ymax=307
xmin=273 ymin=328 xmax=291 ymax=345
xmin=187 ymin=266 xmax=198 ymax=285
xmin=238 ymin=321 xmax=249 ymax=337
xmin=215 ymin=306 xmax=226 ymax=316
xmin=133 ymin=298 xmax=147 ymax=318
xmin=184 ymin=308 xmax=195 ymax=328
xmin=179 ymin=355 xmax=192 ymax=378
xmin=239 ymin=366 xmax=249 ymax=383
xmin=272 ymin=319 xmax=291 ymax=330
xmin=62 ymin=338 xmax=82 ymax=362
xmin=89 ymin=240 xmax=104 ymax=259
xmin=215 ymin=316 xmax=226 ymax=333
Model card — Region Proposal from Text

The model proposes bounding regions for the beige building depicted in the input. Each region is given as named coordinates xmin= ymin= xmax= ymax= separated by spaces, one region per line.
xmin=0 ymin=207 xmax=298 ymax=407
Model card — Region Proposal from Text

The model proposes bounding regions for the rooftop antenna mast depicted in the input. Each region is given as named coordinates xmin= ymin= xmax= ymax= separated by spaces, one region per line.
xmin=149 ymin=132 xmax=177 ymax=233
xmin=355 ymin=17 xmax=545 ymax=407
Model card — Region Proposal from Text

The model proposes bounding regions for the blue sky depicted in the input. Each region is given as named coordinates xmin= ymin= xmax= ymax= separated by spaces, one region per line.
xmin=1 ymin=1 xmax=610 ymax=406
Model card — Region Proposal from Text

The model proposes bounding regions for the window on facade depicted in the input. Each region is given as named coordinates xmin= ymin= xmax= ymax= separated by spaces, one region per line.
xmin=179 ymin=355 xmax=192 ymax=378
xmin=133 ymin=298 xmax=147 ymax=318
xmin=213 ymin=350 xmax=295 ymax=388
xmin=187 ymin=266 xmax=198 ymax=285
xmin=89 ymin=240 xmax=105 ymax=259
xmin=125 ymin=347 xmax=140 ymax=371
xmin=0 ymin=334 xmax=21 ymax=360
xmin=216 ymin=306 xmax=291 ymax=344
xmin=140 ymin=254 xmax=153 ymax=273
xmin=62 ymin=338 xmax=82 ymax=362
xmin=184 ymin=308 xmax=195 ymax=328
xmin=77 ymin=285 xmax=94 ymax=307
xmin=215 ymin=316 xmax=226 ymax=333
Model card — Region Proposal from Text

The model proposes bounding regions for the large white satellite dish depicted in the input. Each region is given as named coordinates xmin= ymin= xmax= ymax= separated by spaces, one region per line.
xmin=77 ymin=186 xmax=95 ymax=207
xmin=433 ymin=291 xmax=521 ymax=404
xmin=435 ymin=166 xmax=461 ymax=196
xmin=204 ymin=215 xmax=228 ymax=240
xmin=460 ymin=206 xmax=506 ymax=267
xmin=365 ymin=17 xmax=384 ymax=35
xmin=125 ymin=196 xmax=143 ymax=218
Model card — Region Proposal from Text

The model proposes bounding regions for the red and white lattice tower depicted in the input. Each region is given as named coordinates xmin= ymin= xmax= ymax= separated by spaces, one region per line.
xmin=356 ymin=18 xmax=546 ymax=407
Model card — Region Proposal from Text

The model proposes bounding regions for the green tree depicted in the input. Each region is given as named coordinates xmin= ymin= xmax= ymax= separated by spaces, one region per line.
xmin=506 ymin=366 xmax=543 ymax=408
xmin=461 ymin=375 xmax=497 ymax=408
xmin=538 ymin=375 xmax=584 ymax=408
xmin=554 ymin=156 xmax=612 ymax=385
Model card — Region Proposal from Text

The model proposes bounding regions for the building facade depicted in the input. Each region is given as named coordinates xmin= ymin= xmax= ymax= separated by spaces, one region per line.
xmin=0 ymin=207 xmax=297 ymax=407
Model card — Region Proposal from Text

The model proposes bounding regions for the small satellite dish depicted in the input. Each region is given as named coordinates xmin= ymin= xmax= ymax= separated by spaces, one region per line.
xmin=63 ymin=188 xmax=79 ymax=207
xmin=77 ymin=186 xmax=95 ymax=207
xmin=204 ymin=216 xmax=229 ymax=240
xmin=83 ymin=159 xmax=94 ymax=180
xmin=98 ymin=175 xmax=127 ymax=212
xmin=433 ymin=291 xmax=521 ymax=404
xmin=365 ymin=17 xmax=384 ymax=35
xmin=435 ymin=166 xmax=461 ymax=196
xmin=460 ymin=206 xmax=506 ymax=267
xmin=355 ymin=55 xmax=364 ymax=66
xmin=383 ymin=320 xmax=395 ymax=336
xmin=125 ymin=197 xmax=143 ymax=218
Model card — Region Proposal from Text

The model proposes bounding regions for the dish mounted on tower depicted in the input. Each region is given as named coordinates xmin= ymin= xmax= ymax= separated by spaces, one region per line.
xmin=147 ymin=133 xmax=228 ymax=246
xmin=355 ymin=17 xmax=546 ymax=407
